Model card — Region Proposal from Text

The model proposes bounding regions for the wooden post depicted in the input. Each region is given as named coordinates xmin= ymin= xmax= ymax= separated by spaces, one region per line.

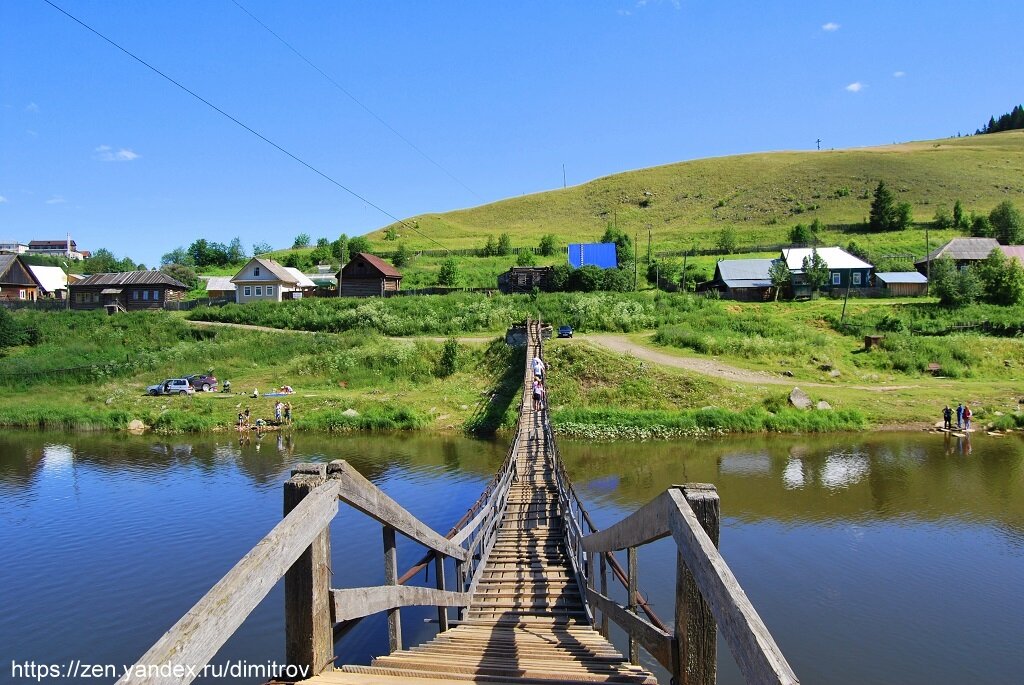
xmin=673 ymin=484 xmax=720 ymax=685
xmin=284 ymin=464 xmax=334 ymax=675
xmin=383 ymin=525 xmax=402 ymax=652
xmin=599 ymin=553 xmax=609 ymax=638
xmin=455 ymin=558 xmax=467 ymax=621
xmin=627 ymin=546 xmax=639 ymax=665
xmin=434 ymin=552 xmax=449 ymax=632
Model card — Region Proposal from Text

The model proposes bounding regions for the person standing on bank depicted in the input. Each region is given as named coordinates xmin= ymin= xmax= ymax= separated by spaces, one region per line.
xmin=963 ymin=404 xmax=972 ymax=432
xmin=943 ymin=405 xmax=953 ymax=430
xmin=956 ymin=403 xmax=964 ymax=430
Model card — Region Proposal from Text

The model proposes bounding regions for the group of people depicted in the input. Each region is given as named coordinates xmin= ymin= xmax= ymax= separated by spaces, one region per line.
xmin=531 ymin=355 xmax=546 ymax=411
xmin=236 ymin=400 xmax=293 ymax=430
xmin=942 ymin=403 xmax=973 ymax=431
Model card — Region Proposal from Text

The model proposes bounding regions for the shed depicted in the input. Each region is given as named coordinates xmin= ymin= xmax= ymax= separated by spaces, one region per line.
xmin=875 ymin=271 xmax=928 ymax=297
xmin=498 ymin=266 xmax=554 ymax=294
xmin=568 ymin=243 xmax=618 ymax=269
xmin=69 ymin=271 xmax=187 ymax=311
xmin=699 ymin=259 xmax=775 ymax=301
xmin=0 ymin=254 xmax=41 ymax=301
xmin=204 ymin=276 xmax=236 ymax=299
xmin=338 ymin=252 xmax=402 ymax=297
xmin=915 ymin=237 xmax=999 ymax=274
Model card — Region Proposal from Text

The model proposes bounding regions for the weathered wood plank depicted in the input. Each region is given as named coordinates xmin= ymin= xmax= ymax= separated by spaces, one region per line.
xmin=674 ymin=484 xmax=719 ymax=685
xmin=627 ymin=546 xmax=639 ymax=665
xmin=116 ymin=479 xmax=339 ymax=685
xmin=331 ymin=586 xmax=471 ymax=622
xmin=667 ymin=488 xmax=799 ymax=685
xmin=383 ymin=526 xmax=401 ymax=653
xmin=328 ymin=460 xmax=466 ymax=561
xmin=581 ymin=490 xmax=672 ymax=553
xmin=434 ymin=553 xmax=449 ymax=632
xmin=285 ymin=466 xmax=334 ymax=676
xmin=585 ymin=588 xmax=673 ymax=671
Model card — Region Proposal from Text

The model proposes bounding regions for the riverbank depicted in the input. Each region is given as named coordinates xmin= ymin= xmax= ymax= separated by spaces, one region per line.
xmin=1 ymin=305 xmax=1022 ymax=438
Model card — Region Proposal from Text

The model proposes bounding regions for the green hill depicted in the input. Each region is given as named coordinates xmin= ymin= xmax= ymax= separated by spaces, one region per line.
xmin=367 ymin=130 xmax=1024 ymax=256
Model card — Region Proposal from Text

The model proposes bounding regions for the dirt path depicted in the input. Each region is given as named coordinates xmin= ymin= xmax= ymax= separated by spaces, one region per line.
xmin=188 ymin=320 xmax=494 ymax=344
xmin=579 ymin=334 xmax=919 ymax=392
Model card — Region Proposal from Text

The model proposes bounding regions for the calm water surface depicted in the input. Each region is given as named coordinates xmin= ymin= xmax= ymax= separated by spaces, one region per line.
xmin=1 ymin=430 xmax=1022 ymax=684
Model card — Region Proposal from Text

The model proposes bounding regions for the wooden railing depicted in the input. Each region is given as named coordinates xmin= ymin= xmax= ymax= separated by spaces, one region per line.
xmin=531 ymin=320 xmax=798 ymax=685
xmin=118 ymin=450 xmax=522 ymax=685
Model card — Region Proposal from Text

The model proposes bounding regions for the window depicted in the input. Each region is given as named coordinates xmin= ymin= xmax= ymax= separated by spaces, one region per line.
xmin=244 ymin=286 xmax=251 ymax=297
xmin=266 ymin=285 xmax=274 ymax=296
xmin=133 ymin=290 xmax=139 ymax=300
xmin=852 ymin=272 xmax=862 ymax=285
xmin=832 ymin=272 xmax=841 ymax=286
xmin=19 ymin=289 xmax=26 ymax=300
xmin=153 ymin=290 xmax=160 ymax=300
xmin=255 ymin=286 xmax=263 ymax=296
xmin=254 ymin=267 xmax=260 ymax=276
xmin=142 ymin=290 xmax=149 ymax=300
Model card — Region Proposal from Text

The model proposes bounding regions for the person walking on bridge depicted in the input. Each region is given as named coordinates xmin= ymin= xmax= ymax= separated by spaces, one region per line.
xmin=532 ymin=355 xmax=545 ymax=380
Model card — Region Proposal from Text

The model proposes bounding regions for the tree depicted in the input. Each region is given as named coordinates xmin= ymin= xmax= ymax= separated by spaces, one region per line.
xmin=292 ymin=233 xmax=311 ymax=249
xmin=482 ymin=235 xmax=497 ymax=257
xmin=931 ymin=257 xmax=982 ymax=306
xmin=516 ymin=250 xmax=536 ymax=266
xmin=315 ymin=237 xmax=330 ymax=249
xmin=646 ymin=258 xmax=681 ymax=290
xmin=309 ymin=246 xmax=331 ymax=264
xmin=348 ymin=236 xmax=371 ymax=255
xmin=715 ymin=226 xmax=737 ymax=254
xmin=933 ymin=206 xmax=954 ymax=229
xmin=869 ymin=181 xmax=897 ymax=231
xmin=392 ymin=243 xmax=412 ymax=268
xmin=789 ymin=223 xmax=812 ymax=245
xmin=252 ymin=241 xmax=273 ymax=256
xmin=496 ymin=233 xmax=512 ymax=256
xmin=227 ymin=237 xmax=246 ymax=263
xmin=161 ymin=247 xmax=193 ymax=267
xmin=894 ymin=202 xmax=914 ymax=230
xmin=600 ymin=226 xmax=633 ymax=264
xmin=680 ymin=264 xmax=708 ymax=292
xmin=550 ymin=263 xmax=572 ymax=291
xmin=801 ymin=249 xmax=830 ymax=294
xmin=160 ymin=263 xmax=199 ymax=289
xmin=602 ymin=268 xmax=633 ymax=292
xmin=953 ymin=199 xmax=967 ymax=229
xmin=331 ymin=234 xmax=349 ymax=262
xmin=284 ymin=253 xmax=309 ymax=270
xmin=187 ymin=239 xmax=212 ymax=267
xmin=437 ymin=258 xmax=460 ymax=286
xmin=538 ymin=234 xmax=558 ymax=256
xmin=971 ymin=214 xmax=994 ymax=238
xmin=989 ymin=200 xmax=1023 ymax=244
xmin=977 ymin=249 xmax=1024 ymax=305
xmin=568 ymin=265 xmax=604 ymax=292
xmin=767 ymin=259 xmax=791 ymax=301
xmin=436 ymin=338 xmax=459 ymax=377
xmin=0 ymin=308 xmax=25 ymax=349
xmin=384 ymin=226 xmax=398 ymax=241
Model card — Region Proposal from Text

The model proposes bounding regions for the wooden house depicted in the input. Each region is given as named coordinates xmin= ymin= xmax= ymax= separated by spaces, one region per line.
xmin=782 ymin=247 xmax=873 ymax=297
xmin=337 ymin=253 xmax=401 ymax=297
xmin=699 ymin=259 xmax=775 ymax=301
xmin=230 ymin=257 xmax=302 ymax=303
xmin=69 ymin=271 xmax=187 ymax=312
xmin=498 ymin=266 xmax=554 ymax=294
xmin=0 ymin=254 xmax=41 ymax=301
xmin=915 ymin=238 xmax=999 ymax=274
xmin=875 ymin=272 xmax=928 ymax=297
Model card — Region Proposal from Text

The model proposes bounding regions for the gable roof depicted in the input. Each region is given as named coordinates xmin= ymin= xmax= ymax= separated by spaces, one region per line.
xmin=284 ymin=267 xmax=317 ymax=288
xmin=782 ymin=247 xmax=873 ymax=271
xmin=27 ymin=265 xmax=68 ymax=293
xmin=716 ymin=259 xmax=775 ymax=287
xmin=875 ymin=271 xmax=928 ymax=285
xmin=72 ymin=271 xmax=187 ymax=289
xmin=568 ymin=243 xmax=618 ymax=269
xmin=1000 ymin=245 xmax=1024 ymax=264
xmin=917 ymin=237 xmax=1000 ymax=265
xmin=0 ymin=254 xmax=41 ymax=286
xmin=339 ymin=252 xmax=401 ymax=278
xmin=231 ymin=257 xmax=298 ymax=284
xmin=204 ymin=276 xmax=236 ymax=292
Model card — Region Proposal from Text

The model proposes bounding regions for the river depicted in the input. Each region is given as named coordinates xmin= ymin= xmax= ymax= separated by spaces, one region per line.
xmin=1 ymin=430 xmax=1021 ymax=684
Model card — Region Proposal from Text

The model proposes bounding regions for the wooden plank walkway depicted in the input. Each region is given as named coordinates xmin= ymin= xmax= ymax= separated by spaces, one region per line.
xmin=309 ymin=324 xmax=658 ymax=684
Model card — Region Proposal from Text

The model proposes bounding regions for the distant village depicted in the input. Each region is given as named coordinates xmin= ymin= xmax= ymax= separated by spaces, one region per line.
xmin=2 ymin=233 xmax=1023 ymax=312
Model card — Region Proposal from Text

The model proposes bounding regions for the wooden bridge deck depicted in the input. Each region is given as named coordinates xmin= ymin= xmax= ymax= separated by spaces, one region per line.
xmin=309 ymin=328 xmax=657 ymax=684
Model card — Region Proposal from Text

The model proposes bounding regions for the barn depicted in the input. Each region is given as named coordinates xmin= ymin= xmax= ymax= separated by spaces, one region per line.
xmin=338 ymin=252 xmax=402 ymax=297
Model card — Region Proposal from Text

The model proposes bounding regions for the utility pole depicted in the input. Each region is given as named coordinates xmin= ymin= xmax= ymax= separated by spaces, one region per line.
xmin=646 ymin=224 xmax=652 ymax=265
xmin=925 ymin=225 xmax=931 ymax=297
xmin=816 ymin=138 xmax=821 ymax=151
xmin=681 ymin=249 xmax=689 ymax=293
xmin=633 ymin=232 xmax=638 ymax=291
xmin=562 ymin=164 xmax=566 ymax=189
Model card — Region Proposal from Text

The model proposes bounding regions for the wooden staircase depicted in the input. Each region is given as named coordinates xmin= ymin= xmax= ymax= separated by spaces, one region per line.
xmin=312 ymin=333 xmax=657 ymax=684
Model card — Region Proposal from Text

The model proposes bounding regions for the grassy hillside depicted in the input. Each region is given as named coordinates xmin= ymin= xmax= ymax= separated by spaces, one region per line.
xmin=365 ymin=131 xmax=1024 ymax=255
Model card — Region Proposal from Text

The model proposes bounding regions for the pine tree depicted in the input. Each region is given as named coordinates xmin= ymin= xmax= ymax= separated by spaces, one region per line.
xmin=953 ymin=199 xmax=966 ymax=230
xmin=869 ymin=181 xmax=896 ymax=231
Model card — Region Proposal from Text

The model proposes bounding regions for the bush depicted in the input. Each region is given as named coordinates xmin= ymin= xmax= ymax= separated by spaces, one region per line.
xmin=293 ymin=233 xmax=311 ymax=249
xmin=437 ymin=337 xmax=459 ymax=377
xmin=539 ymin=234 xmax=558 ymax=256
xmin=437 ymin=258 xmax=460 ymax=286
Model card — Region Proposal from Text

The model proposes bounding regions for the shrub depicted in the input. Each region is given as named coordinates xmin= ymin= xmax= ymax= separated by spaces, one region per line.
xmin=437 ymin=258 xmax=460 ymax=286
xmin=437 ymin=338 xmax=459 ymax=377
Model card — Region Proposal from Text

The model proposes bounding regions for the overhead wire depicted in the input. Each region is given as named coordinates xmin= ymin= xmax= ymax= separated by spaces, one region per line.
xmin=41 ymin=0 xmax=451 ymax=253
xmin=229 ymin=0 xmax=480 ymax=200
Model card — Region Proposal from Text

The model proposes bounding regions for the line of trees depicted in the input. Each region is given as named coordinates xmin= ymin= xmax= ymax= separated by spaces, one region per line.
xmin=976 ymin=104 xmax=1024 ymax=135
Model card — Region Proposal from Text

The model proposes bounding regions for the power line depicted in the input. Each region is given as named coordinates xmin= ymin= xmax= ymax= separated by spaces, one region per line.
xmin=41 ymin=0 xmax=450 ymax=253
xmin=229 ymin=0 xmax=479 ymax=200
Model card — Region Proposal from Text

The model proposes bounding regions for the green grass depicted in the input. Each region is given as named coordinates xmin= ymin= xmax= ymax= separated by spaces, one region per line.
xmin=358 ymin=131 xmax=1024 ymax=258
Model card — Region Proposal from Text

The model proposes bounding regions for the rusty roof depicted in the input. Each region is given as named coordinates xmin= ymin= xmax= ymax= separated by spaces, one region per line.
xmin=341 ymin=252 xmax=402 ymax=278
xmin=72 ymin=271 xmax=188 ymax=289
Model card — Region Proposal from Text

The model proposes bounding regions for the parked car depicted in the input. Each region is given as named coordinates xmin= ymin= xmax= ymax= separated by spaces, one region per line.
xmin=557 ymin=325 xmax=574 ymax=338
xmin=186 ymin=373 xmax=218 ymax=392
xmin=148 ymin=379 xmax=195 ymax=396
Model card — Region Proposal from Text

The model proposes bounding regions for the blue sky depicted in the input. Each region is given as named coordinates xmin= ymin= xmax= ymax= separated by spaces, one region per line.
xmin=1 ymin=1 xmax=1022 ymax=266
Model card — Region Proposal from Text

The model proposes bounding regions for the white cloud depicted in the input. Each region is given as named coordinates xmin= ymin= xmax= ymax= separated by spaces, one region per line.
xmin=822 ymin=22 xmax=840 ymax=31
xmin=893 ymin=71 xmax=906 ymax=78
xmin=845 ymin=82 xmax=864 ymax=93
xmin=0 ymin=195 xmax=7 ymax=204
xmin=94 ymin=145 xmax=140 ymax=162
xmin=46 ymin=196 xmax=66 ymax=205
xmin=25 ymin=102 xmax=39 ymax=113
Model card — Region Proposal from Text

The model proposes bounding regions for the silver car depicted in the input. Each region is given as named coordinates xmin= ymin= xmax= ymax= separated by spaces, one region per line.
xmin=147 ymin=379 xmax=195 ymax=396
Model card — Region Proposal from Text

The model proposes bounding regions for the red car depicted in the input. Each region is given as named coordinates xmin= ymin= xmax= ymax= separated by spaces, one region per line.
xmin=186 ymin=374 xmax=218 ymax=392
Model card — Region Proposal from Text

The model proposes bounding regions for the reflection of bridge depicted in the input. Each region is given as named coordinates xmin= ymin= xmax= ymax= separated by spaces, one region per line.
xmin=118 ymin=321 xmax=798 ymax=685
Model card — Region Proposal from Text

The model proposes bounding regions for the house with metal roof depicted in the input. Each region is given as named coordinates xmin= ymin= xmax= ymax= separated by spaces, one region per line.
xmin=699 ymin=259 xmax=776 ymax=301
xmin=27 ymin=265 xmax=68 ymax=299
xmin=915 ymin=237 xmax=999 ymax=274
xmin=69 ymin=271 xmax=187 ymax=312
xmin=999 ymin=245 xmax=1024 ymax=266
xmin=568 ymin=243 xmax=618 ymax=270
xmin=781 ymin=246 xmax=873 ymax=294
xmin=0 ymin=254 xmax=41 ymax=302
xmin=875 ymin=271 xmax=928 ymax=297
xmin=230 ymin=257 xmax=304 ymax=303
xmin=337 ymin=252 xmax=402 ymax=297
xmin=204 ymin=276 xmax=236 ymax=299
